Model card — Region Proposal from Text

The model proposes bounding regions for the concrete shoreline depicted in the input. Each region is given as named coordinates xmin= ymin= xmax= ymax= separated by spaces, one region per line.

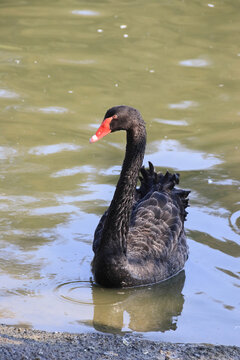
xmin=0 ymin=325 xmax=239 ymax=359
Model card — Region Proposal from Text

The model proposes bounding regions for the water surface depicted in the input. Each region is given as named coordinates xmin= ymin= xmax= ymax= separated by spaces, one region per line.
xmin=0 ymin=0 xmax=239 ymax=345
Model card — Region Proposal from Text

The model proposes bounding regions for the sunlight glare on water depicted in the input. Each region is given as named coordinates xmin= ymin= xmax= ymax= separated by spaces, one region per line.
xmin=0 ymin=0 xmax=239 ymax=346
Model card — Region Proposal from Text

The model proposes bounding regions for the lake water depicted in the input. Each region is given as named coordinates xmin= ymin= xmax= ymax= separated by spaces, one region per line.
xmin=0 ymin=0 xmax=239 ymax=346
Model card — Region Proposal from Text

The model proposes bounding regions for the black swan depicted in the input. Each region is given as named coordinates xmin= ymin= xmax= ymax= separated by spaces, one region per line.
xmin=90 ymin=105 xmax=190 ymax=288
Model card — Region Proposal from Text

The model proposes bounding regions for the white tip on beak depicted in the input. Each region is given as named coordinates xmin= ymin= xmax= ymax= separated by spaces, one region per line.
xmin=89 ymin=134 xmax=98 ymax=143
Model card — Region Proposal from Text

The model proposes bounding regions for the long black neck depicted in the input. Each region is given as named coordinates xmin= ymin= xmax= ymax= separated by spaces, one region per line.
xmin=100 ymin=123 xmax=146 ymax=254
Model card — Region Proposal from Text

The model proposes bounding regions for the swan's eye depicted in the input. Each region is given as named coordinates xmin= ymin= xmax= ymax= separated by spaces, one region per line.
xmin=112 ymin=114 xmax=118 ymax=119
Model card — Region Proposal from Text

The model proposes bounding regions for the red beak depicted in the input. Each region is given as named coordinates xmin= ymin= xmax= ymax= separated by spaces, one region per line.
xmin=89 ymin=116 xmax=112 ymax=143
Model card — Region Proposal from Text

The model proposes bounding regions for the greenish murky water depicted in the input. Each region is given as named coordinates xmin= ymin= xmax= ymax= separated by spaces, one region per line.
xmin=0 ymin=0 xmax=239 ymax=345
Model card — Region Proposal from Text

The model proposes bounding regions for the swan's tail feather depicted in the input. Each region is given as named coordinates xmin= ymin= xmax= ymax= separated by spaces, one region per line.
xmin=137 ymin=162 xmax=190 ymax=220
xmin=137 ymin=163 xmax=179 ymax=194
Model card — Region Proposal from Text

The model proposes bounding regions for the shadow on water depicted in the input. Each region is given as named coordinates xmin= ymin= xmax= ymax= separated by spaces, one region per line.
xmin=56 ymin=271 xmax=185 ymax=334
xmin=92 ymin=271 xmax=185 ymax=334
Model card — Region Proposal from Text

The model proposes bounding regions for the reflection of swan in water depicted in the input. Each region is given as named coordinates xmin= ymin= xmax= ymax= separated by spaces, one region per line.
xmin=92 ymin=270 xmax=185 ymax=334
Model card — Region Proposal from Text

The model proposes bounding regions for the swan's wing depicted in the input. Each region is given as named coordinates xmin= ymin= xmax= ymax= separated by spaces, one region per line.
xmin=135 ymin=164 xmax=189 ymax=221
xmin=130 ymin=172 xmax=190 ymax=261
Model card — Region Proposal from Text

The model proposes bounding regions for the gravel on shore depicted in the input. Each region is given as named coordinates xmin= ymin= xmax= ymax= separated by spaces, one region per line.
xmin=0 ymin=324 xmax=239 ymax=360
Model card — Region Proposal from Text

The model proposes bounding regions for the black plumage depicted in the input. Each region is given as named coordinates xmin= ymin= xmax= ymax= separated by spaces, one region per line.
xmin=91 ymin=106 xmax=190 ymax=287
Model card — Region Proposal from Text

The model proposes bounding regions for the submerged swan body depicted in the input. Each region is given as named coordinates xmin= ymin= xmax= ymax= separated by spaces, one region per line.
xmin=90 ymin=106 xmax=190 ymax=288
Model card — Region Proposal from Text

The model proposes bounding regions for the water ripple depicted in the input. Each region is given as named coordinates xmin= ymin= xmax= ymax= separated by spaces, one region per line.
xmin=154 ymin=118 xmax=188 ymax=126
xmin=51 ymin=165 xmax=94 ymax=178
xmin=188 ymin=206 xmax=240 ymax=245
xmin=30 ymin=205 xmax=77 ymax=216
xmin=0 ymin=146 xmax=17 ymax=160
xmin=208 ymin=179 xmax=240 ymax=186
xmin=58 ymin=59 xmax=95 ymax=65
xmin=4 ymin=105 xmax=70 ymax=114
xmin=71 ymin=10 xmax=100 ymax=16
xmin=168 ymin=100 xmax=198 ymax=109
xmin=29 ymin=143 xmax=81 ymax=156
xmin=0 ymin=89 xmax=19 ymax=99
xmin=99 ymin=165 xmax=121 ymax=176
xmin=148 ymin=140 xmax=222 ymax=171
xmin=55 ymin=281 xmax=94 ymax=305
xmin=179 ymin=58 xmax=210 ymax=67
xmin=230 ymin=210 xmax=240 ymax=235
xmin=38 ymin=106 xmax=69 ymax=114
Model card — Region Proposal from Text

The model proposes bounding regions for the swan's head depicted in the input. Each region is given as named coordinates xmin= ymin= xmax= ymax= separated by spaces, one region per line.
xmin=90 ymin=105 xmax=144 ymax=143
